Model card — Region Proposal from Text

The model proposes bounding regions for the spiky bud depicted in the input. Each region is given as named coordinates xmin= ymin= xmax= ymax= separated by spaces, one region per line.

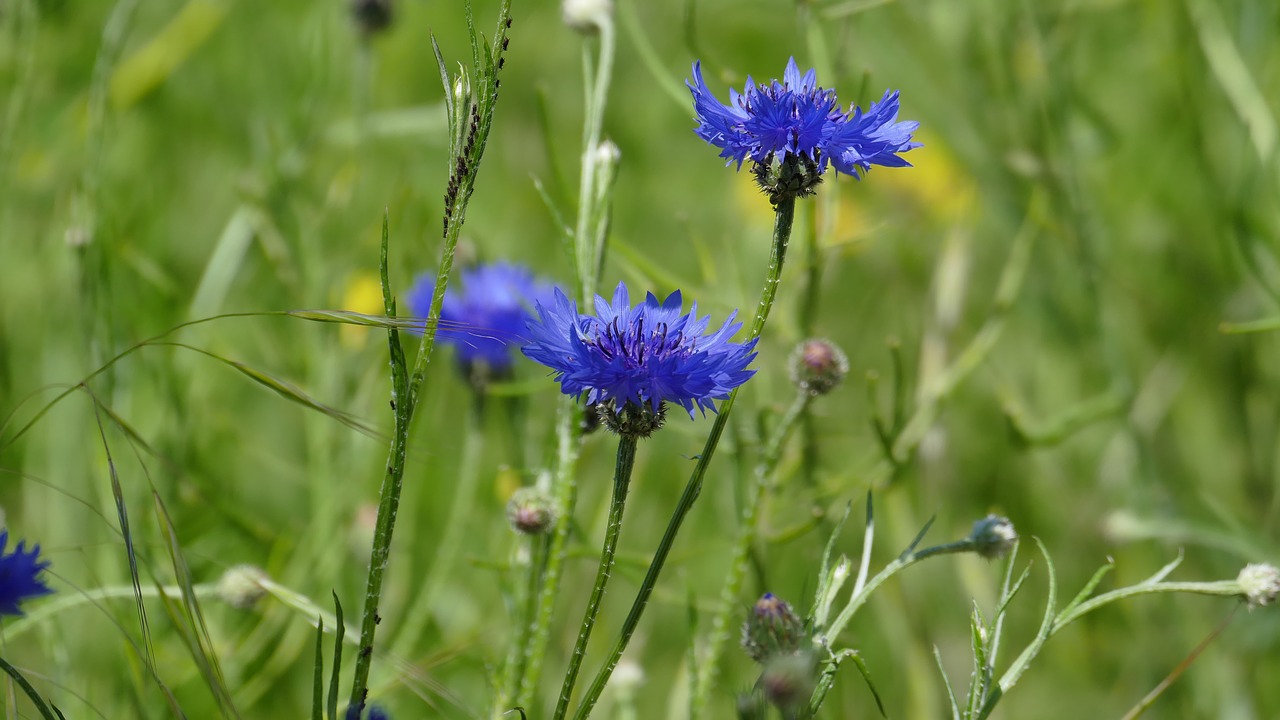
xmin=216 ymin=564 xmax=269 ymax=610
xmin=1238 ymin=563 xmax=1280 ymax=609
xmin=741 ymin=593 xmax=806 ymax=663
xmin=506 ymin=487 xmax=557 ymax=536
xmin=789 ymin=339 xmax=849 ymax=397
xmin=759 ymin=650 xmax=818 ymax=713
xmin=968 ymin=514 xmax=1017 ymax=560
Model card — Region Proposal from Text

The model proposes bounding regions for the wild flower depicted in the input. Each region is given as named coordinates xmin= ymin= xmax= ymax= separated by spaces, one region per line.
xmin=406 ymin=262 xmax=555 ymax=379
xmin=0 ymin=530 xmax=53 ymax=616
xmin=688 ymin=58 xmax=919 ymax=202
xmin=521 ymin=283 xmax=757 ymax=434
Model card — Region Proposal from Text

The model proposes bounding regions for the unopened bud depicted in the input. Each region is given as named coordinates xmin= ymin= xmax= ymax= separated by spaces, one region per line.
xmin=1238 ymin=563 xmax=1279 ymax=609
xmin=216 ymin=565 xmax=269 ymax=610
xmin=506 ymin=487 xmax=556 ymax=535
xmin=741 ymin=593 xmax=806 ymax=663
xmin=562 ymin=0 xmax=613 ymax=33
xmin=789 ymin=339 xmax=849 ymax=396
xmin=968 ymin=514 xmax=1017 ymax=560
xmin=759 ymin=650 xmax=818 ymax=713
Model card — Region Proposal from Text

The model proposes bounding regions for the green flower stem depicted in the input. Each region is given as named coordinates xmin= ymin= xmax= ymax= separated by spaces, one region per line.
xmin=691 ymin=390 xmax=812 ymax=716
xmin=571 ymin=196 xmax=796 ymax=720
xmin=516 ymin=398 xmax=585 ymax=708
xmin=553 ymin=434 xmax=640 ymax=720
xmin=389 ymin=403 xmax=486 ymax=660
xmin=495 ymin=531 xmax=550 ymax=715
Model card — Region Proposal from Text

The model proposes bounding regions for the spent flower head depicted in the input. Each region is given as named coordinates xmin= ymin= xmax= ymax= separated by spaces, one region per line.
xmin=522 ymin=283 xmax=757 ymax=433
xmin=968 ymin=514 xmax=1018 ymax=560
xmin=1238 ymin=563 xmax=1279 ymax=609
xmin=0 ymin=530 xmax=53 ymax=616
xmin=406 ymin=262 xmax=555 ymax=380
xmin=216 ymin=564 xmax=270 ymax=610
xmin=688 ymin=58 xmax=919 ymax=203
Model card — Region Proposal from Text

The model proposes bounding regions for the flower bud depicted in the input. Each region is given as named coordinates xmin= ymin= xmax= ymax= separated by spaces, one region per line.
xmin=562 ymin=0 xmax=613 ymax=33
xmin=216 ymin=564 xmax=269 ymax=610
xmin=741 ymin=593 xmax=806 ymax=663
xmin=506 ymin=487 xmax=557 ymax=536
xmin=735 ymin=692 xmax=768 ymax=720
xmin=968 ymin=514 xmax=1017 ymax=560
xmin=759 ymin=650 xmax=818 ymax=713
xmin=1238 ymin=563 xmax=1279 ymax=609
xmin=789 ymin=339 xmax=849 ymax=397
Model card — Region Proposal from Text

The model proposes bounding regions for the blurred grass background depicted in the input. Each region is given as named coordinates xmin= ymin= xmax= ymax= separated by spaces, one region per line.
xmin=2 ymin=0 xmax=1279 ymax=717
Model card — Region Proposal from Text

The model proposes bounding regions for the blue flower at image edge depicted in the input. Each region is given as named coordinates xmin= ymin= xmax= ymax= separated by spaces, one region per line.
xmin=522 ymin=283 xmax=758 ymax=416
xmin=687 ymin=57 xmax=920 ymax=179
xmin=406 ymin=263 xmax=555 ymax=373
xmin=0 ymin=530 xmax=53 ymax=616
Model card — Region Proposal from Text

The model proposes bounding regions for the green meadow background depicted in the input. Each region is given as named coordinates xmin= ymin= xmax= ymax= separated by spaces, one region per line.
xmin=2 ymin=0 xmax=1279 ymax=717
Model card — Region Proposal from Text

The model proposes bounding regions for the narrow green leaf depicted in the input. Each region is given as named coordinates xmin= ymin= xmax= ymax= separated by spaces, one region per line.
xmin=312 ymin=618 xmax=325 ymax=720
xmin=328 ymin=593 xmax=345 ymax=720
xmin=934 ymin=645 xmax=961 ymax=720
xmin=0 ymin=657 xmax=63 ymax=720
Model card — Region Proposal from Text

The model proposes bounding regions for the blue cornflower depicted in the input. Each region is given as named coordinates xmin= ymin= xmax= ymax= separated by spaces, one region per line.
xmin=522 ymin=283 xmax=757 ymax=432
xmin=688 ymin=58 xmax=919 ymax=201
xmin=406 ymin=262 xmax=555 ymax=378
xmin=0 ymin=530 xmax=53 ymax=616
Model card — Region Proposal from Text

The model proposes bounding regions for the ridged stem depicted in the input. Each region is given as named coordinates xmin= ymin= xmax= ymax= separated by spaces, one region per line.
xmin=570 ymin=195 xmax=796 ymax=720
xmin=553 ymin=434 xmax=639 ymax=719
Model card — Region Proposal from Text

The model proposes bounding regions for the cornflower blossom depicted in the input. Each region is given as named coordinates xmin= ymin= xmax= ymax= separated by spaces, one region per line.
xmin=522 ymin=283 xmax=757 ymax=432
xmin=687 ymin=58 xmax=920 ymax=201
xmin=406 ymin=263 xmax=555 ymax=377
xmin=0 ymin=530 xmax=53 ymax=616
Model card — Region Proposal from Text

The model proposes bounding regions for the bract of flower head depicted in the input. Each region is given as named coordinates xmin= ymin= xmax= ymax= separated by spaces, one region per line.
xmin=0 ymin=530 xmax=53 ymax=616
xmin=406 ymin=262 xmax=555 ymax=375
xmin=687 ymin=58 xmax=920 ymax=191
xmin=522 ymin=283 xmax=758 ymax=418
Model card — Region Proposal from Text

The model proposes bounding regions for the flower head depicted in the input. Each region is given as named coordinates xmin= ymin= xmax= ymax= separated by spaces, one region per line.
xmin=0 ymin=530 xmax=53 ymax=616
xmin=522 ymin=283 xmax=757 ymax=422
xmin=406 ymin=263 xmax=555 ymax=378
xmin=688 ymin=58 xmax=919 ymax=201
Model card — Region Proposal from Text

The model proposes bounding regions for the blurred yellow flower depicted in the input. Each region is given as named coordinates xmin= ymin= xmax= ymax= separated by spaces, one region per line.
xmin=340 ymin=271 xmax=385 ymax=348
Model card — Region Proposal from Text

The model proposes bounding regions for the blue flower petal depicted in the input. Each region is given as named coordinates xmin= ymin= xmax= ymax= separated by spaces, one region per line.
xmin=522 ymin=283 xmax=757 ymax=417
